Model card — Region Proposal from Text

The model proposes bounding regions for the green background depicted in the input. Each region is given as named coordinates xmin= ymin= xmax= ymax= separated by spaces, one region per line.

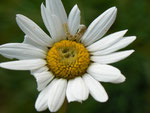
xmin=0 ymin=0 xmax=149 ymax=113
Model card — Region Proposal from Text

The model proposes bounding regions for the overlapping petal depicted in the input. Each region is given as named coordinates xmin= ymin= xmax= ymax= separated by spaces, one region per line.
xmin=31 ymin=66 xmax=49 ymax=75
xmin=66 ymin=82 xmax=78 ymax=102
xmin=35 ymin=78 xmax=67 ymax=112
xmin=35 ymin=83 xmax=51 ymax=111
xmin=16 ymin=14 xmax=54 ymax=47
xmin=45 ymin=0 xmax=67 ymax=24
xmin=81 ymin=7 xmax=117 ymax=46
xmin=91 ymin=50 xmax=134 ymax=64
xmin=83 ymin=74 xmax=108 ymax=102
xmin=33 ymin=71 xmax=54 ymax=91
xmin=0 ymin=43 xmax=46 ymax=60
xmin=87 ymin=63 xmax=125 ymax=83
xmin=68 ymin=5 xmax=80 ymax=35
xmin=66 ymin=77 xmax=89 ymax=102
xmin=23 ymin=35 xmax=48 ymax=52
xmin=41 ymin=4 xmax=65 ymax=41
xmin=92 ymin=36 xmax=136 ymax=55
xmin=48 ymin=78 xmax=67 ymax=112
xmin=87 ymin=30 xmax=127 ymax=52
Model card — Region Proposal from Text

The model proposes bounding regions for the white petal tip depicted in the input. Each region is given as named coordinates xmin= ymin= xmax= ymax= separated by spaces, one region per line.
xmin=124 ymin=29 xmax=128 ymax=32
xmin=16 ymin=14 xmax=19 ymax=17
xmin=110 ymin=6 xmax=117 ymax=11
xmin=118 ymin=74 xmax=126 ymax=83
xmin=35 ymin=104 xmax=46 ymax=112
xmin=130 ymin=50 xmax=135 ymax=54
xmin=110 ymin=6 xmax=116 ymax=9
xmin=49 ymin=109 xmax=55 ymax=113
xmin=16 ymin=14 xmax=24 ymax=21
xmin=0 ymin=63 xmax=7 ymax=69
xmin=133 ymin=36 xmax=136 ymax=40
xmin=35 ymin=107 xmax=42 ymax=112
xmin=122 ymin=50 xmax=135 ymax=58
xmin=41 ymin=3 xmax=44 ymax=7
xmin=16 ymin=14 xmax=22 ymax=18
xmin=37 ymin=87 xmax=42 ymax=92
xmin=121 ymin=29 xmax=128 ymax=35
xmin=105 ymin=7 xmax=117 ymax=15
xmin=73 ymin=4 xmax=80 ymax=12
xmin=48 ymin=107 xmax=60 ymax=113
xmin=74 ymin=4 xmax=78 ymax=8
xmin=67 ymin=99 xmax=73 ymax=103
xmin=120 ymin=75 xmax=126 ymax=83
xmin=133 ymin=36 xmax=137 ymax=39
xmin=113 ymin=74 xmax=126 ymax=83
xmin=98 ymin=96 xmax=109 ymax=103
xmin=68 ymin=99 xmax=82 ymax=103
xmin=41 ymin=3 xmax=46 ymax=8
xmin=129 ymin=36 xmax=136 ymax=41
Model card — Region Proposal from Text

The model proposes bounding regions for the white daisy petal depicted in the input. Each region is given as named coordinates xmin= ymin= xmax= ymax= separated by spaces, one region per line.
xmin=91 ymin=50 xmax=134 ymax=64
xmin=48 ymin=78 xmax=67 ymax=112
xmin=0 ymin=54 xmax=13 ymax=59
xmin=46 ymin=0 xmax=67 ymax=24
xmin=33 ymin=71 xmax=54 ymax=91
xmin=112 ymin=74 xmax=126 ymax=83
xmin=41 ymin=4 xmax=65 ymax=41
xmin=23 ymin=35 xmax=48 ymax=52
xmin=87 ymin=63 xmax=125 ymax=83
xmin=83 ymin=74 xmax=108 ymax=102
xmin=16 ymin=14 xmax=53 ymax=47
xmin=92 ymin=36 xmax=136 ymax=55
xmin=41 ymin=3 xmax=52 ymax=36
xmin=0 ymin=43 xmax=46 ymax=60
xmin=68 ymin=4 xmax=80 ymax=35
xmin=46 ymin=14 xmax=65 ymax=41
xmin=31 ymin=66 xmax=49 ymax=75
xmin=35 ymin=83 xmax=51 ymax=112
xmin=66 ymin=82 xmax=79 ymax=102
xmin=0 ymin=59 xmax=46 ymax=70
xmin=0 ymin=0 xmax=137 ymax=111
xmin=66 ymin=77 xmax=89 ymax=102
xmin=87 ymin=30 xmax=127 ymax=52
xmin=81 ymin=7 xmax=117 ymax=46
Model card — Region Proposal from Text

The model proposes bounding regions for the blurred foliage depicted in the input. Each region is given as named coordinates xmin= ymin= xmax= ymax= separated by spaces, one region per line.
xmin=0 ymin=0 xmax=150 ymax=113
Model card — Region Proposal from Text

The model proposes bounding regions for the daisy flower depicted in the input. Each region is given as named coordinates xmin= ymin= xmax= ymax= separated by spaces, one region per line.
xmin=0 ymin=0 xmax=136 ymax=112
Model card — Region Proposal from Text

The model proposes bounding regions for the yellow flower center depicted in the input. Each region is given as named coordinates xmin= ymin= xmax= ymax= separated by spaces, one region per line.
xmin=46 ymin=40 xmax=90 ymax=79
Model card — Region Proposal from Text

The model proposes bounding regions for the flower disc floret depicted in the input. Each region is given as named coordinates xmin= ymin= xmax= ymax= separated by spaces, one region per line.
xmin=46 ymin=40 xmax=90 ymax=79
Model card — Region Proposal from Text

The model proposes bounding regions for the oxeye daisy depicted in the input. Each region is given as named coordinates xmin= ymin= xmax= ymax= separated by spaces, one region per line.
xmin=0 ymin=0 xmax=136 ymax=112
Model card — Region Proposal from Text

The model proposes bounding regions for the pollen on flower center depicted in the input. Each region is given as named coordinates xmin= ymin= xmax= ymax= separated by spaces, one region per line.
xmin=46 ymin=40 xmax=90 ymax=79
